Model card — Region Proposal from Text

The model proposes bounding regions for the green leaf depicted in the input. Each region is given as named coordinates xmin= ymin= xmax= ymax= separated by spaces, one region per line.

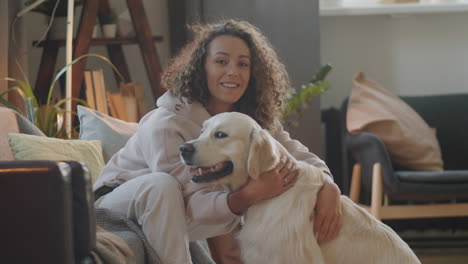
xmin=2 ymin=53 xmax=121 ymax=138
xmin=25 ymin=97 xmax=37 ymax=124
xmin=0 ymin=86 xmax=28 ymax=115
xmin=310 ymin=64 xmax=332 ymax=83
xmin=0 ymin=96 xmax=19 ymax=112
xmin=2 ymin=78 xmax=38 ymax=109
xmin=281 ymin=64 xmax=333 ymax=125
xmin=0 ymin=86 xmax=25 ymax=99
xmin=281 ymin=81 xmax=331 ymax=122
xmin=16 ymin=60 xmax=31 ymax=92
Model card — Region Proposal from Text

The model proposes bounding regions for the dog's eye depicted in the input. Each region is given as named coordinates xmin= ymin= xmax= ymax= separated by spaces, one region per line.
xmin=214 ymin=131 xmax=228 ymax=138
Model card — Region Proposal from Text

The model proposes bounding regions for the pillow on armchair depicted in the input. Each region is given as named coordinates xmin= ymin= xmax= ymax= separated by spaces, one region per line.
xmin=77 ymin=106 xmax=138 ymax=162
xmin=346 ymin=72 xmax=443 ymax=171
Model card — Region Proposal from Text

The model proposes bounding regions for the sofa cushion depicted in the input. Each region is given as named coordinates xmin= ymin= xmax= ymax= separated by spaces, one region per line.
xmin=346 ymin=72 xmax=444 ymax=171
xmin=77 ymin=106 xmax=138 ymax=163
xmin=396 ymin=170 xmax=468 ymax=184
xmin=8 ymin=133 xmax=105 ymax=183
xmin=0 ymin=108 xmax=20 ymax=160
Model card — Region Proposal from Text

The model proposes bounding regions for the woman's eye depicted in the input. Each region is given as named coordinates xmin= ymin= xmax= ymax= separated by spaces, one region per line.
xmin=214 ymin=131 xmax=228 ymax=138
xmin=239 ymin=62 xmax=249 ymax=67
xmin=215 ymin=59 xmax=226 ymax=65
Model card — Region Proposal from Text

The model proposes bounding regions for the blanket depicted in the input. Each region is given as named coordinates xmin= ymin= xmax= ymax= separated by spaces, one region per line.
xmin=94 ymin=208 xmax=215 ymax=264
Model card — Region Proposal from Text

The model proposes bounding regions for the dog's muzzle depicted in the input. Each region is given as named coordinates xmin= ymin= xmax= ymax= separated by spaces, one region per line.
xmin=179 ymin=143 xmax=195 ymax=165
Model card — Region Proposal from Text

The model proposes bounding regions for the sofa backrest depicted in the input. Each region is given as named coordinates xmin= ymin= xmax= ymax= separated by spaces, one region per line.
xmin=401 ymin=94 xmax=468 ymax=170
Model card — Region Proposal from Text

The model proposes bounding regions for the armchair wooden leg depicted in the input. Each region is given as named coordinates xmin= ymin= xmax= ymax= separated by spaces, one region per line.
xmin=371 ymin=163 xmax=383 ymax=220
xmin=349 ymin=164 xmax=362 ymax=203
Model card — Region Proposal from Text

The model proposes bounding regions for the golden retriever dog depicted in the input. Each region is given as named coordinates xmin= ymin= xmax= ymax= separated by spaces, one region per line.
xmin=180 ymin=112 xmax=420 ymax=264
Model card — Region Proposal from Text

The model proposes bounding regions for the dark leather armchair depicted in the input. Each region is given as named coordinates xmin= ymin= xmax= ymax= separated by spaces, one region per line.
xmin=0 ymin=160 xmax=95 ymax=264
xmin=340 ymin=94 xmax=468 ymax=221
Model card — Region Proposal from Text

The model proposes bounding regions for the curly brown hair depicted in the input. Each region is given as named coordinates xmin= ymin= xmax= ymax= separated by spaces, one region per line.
xmin=162 ymin=19 xmax=291 ymax=130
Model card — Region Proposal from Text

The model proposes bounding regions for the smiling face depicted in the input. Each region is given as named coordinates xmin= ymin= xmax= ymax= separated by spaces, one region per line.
xmin=204 ymin=35 xmax=251 ymax=115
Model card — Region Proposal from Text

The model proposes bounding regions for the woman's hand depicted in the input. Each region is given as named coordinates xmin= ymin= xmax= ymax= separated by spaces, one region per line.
xmin=313 ymin=178 xmax=342 ymax=244
xmin=227 ymin=156 xmax=298 ymax=214
xmin=245 ymin=156 xmax=298 ymax=202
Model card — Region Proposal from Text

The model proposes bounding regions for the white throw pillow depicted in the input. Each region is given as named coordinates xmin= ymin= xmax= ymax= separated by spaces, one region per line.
xmin=77 ymin=105 xmax=138 ymax=163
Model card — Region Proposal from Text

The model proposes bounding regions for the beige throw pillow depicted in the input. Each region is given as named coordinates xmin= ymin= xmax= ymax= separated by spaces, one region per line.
xmin=8 ymin=133 xmax=105 ymax=183
xmin=346 ymin=72 xmax=443 ymax=171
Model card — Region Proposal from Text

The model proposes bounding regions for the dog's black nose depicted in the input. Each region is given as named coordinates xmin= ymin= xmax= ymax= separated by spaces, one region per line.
xmin=179 ymin=143 xmax=195 ymax=159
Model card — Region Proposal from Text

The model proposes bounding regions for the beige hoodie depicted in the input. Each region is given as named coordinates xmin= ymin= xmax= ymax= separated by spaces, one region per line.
xmin=93 ymin=91 xmax=331 ymax=225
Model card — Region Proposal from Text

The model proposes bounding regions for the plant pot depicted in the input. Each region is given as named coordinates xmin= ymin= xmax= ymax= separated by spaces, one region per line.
xmin=49 ymin=16 xmax=67 ymax=40
xmin=48 ymin=16 xmax=79 ymax=40
xmin=117 ymin=10 xmax=135 ymax=38
xmin=117 ymin=19 xmax=135 ymax=38
xmin=102 ymin=24 xmax=117 ymax=38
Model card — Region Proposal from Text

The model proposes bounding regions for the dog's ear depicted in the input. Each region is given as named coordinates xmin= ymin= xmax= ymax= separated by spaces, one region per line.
xmin=247 ymin=129 xmax=280 ymax=179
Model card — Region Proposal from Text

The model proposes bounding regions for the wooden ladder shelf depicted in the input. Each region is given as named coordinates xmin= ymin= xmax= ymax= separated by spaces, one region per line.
xmin=34 ymin=0 xmax=165 ymax=109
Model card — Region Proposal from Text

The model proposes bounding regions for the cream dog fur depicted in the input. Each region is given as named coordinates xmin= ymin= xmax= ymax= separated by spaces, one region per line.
xmin=180 ymin=112 xmax=421 ymax=264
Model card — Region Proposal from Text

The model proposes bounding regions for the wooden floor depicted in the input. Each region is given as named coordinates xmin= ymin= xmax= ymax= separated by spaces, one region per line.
xmin=399 ymin=228 xmax=468 ymax=264
xmin=415 ymin=248 xmax=468 ymax=264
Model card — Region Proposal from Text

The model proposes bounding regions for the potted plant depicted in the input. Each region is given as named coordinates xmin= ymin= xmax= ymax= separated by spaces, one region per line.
xmin=99 ymin=9 xmax=118 ymax=38
xmin=24 ymin=0 xmax=83 ymax=39
xmin=24 ymin=0 xmax=83 ymax=17
xmin=0 ymin=54 xmax=124 ymax=138
xmin=281 ymin=64 xmax=332 ymax=129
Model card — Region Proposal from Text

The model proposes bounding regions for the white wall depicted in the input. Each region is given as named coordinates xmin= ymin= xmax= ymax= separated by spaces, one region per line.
xmin=24 ymin=0 xmax=170 ymax=110
xmin=320 ymin=12 xmax=468 ymax=110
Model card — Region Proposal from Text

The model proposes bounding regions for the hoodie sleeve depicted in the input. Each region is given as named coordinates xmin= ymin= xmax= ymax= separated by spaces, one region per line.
xmin=272 ymin=123 xmax=332 ymax=178
xmin=137 ymin=111 xmax=240 ymax=224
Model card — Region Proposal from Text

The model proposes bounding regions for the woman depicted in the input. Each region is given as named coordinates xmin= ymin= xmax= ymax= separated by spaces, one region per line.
xmin=94 ymin=20 xmax=341 ymax=264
